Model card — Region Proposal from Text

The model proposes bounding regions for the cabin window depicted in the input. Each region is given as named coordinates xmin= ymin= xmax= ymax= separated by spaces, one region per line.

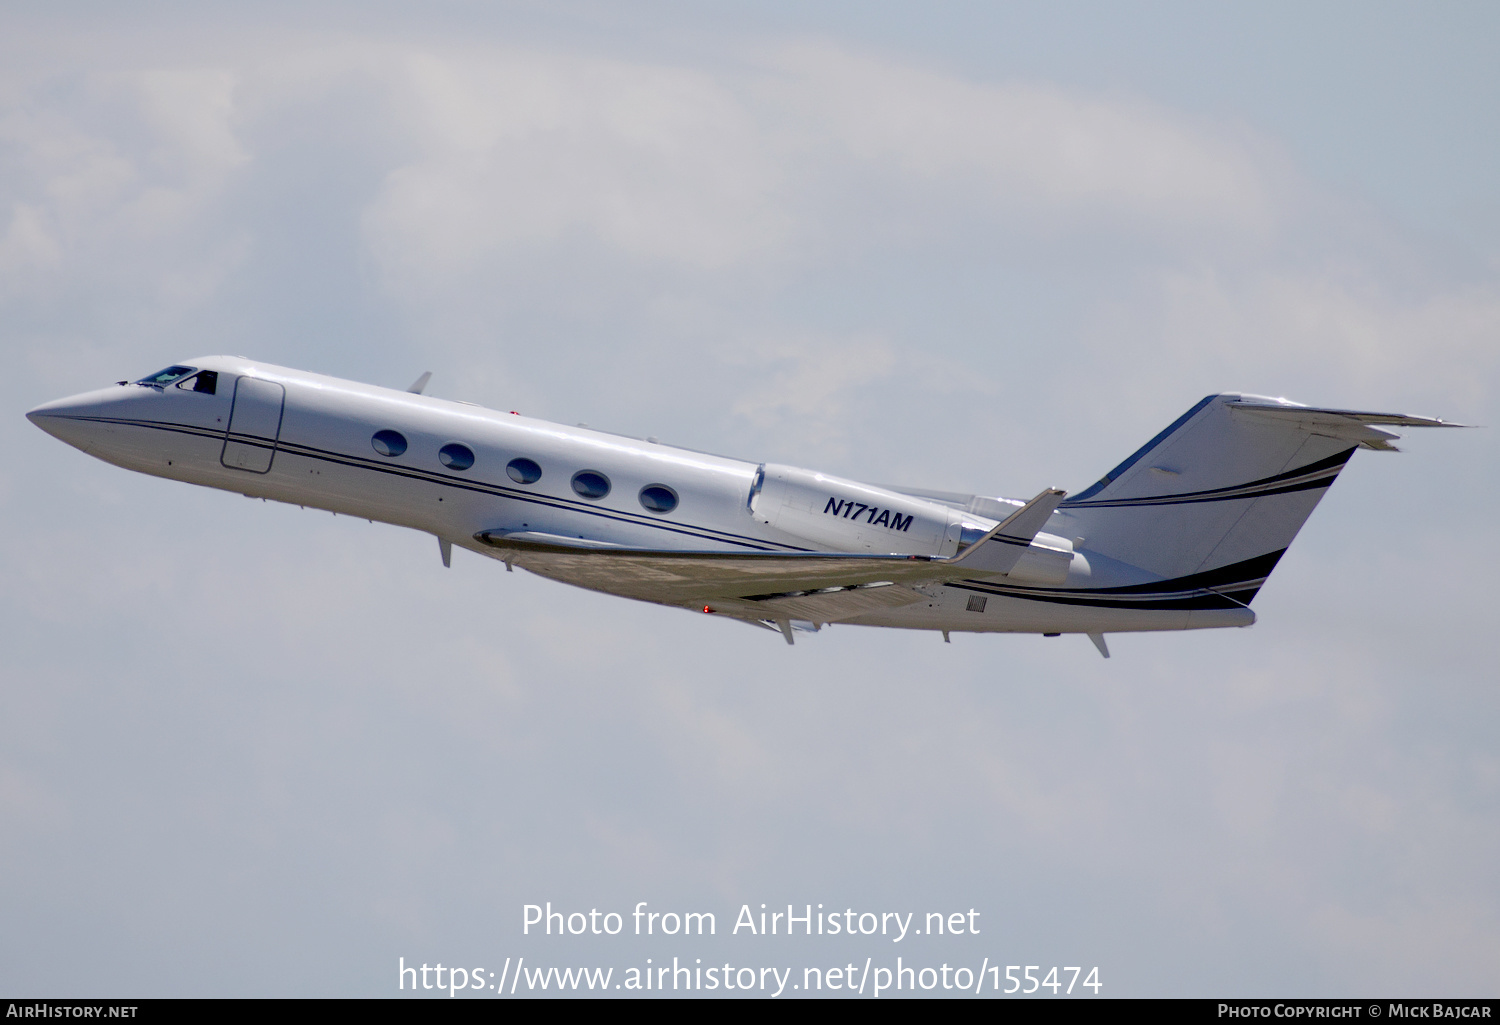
xmin=571 ymin=470 xmax=611 ymax=500
xmin=439 ymin=443 xmax=475 ymax=471
xmin=638 ymin=484 xmax=678 ymax=513
xmin=137 ymin=365 xmax=196 ymax=386
xmin=506 ymin=457 xmax=542 ymax=484
xmin=371 ymin=430 xmax=408 ymax=457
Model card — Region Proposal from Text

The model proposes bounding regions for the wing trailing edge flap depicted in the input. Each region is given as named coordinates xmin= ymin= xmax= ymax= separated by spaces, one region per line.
xmin=472 ymin=488 xmax=1068 ymax=607
xmin=1227 ymin=401 xmax=1469 ymax=451
xmin=715 ymin=581 xmax=926 ymax=624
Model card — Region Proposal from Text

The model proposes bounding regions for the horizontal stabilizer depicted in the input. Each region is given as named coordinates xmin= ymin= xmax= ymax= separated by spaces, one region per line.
xmin=947 ymin=488 xmax=1067 ymax=575
xmin=1227 ymin=400 xmax=1468 ymax=450
xmin=874 ymin=485 xmax=1024 ymax=521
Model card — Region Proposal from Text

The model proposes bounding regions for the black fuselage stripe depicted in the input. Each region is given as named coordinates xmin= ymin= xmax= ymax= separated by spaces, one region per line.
xmin=1062 ymin=473 xmax=1340 ymax=508
xmin=940 ymin=546 xmax=1286 ymax=611
xmin=947 ymin=581 xmax=1259 ymax=611
xmin=1063 ymin=447 xmax=1355 ymax=508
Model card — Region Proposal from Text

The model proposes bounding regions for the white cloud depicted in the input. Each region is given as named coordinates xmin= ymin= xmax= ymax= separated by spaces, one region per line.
xmin=134 ymin=69 xmax=246 ymax=176
xmin=363 ymin=46 xmax=793 ymax=285
xmin=353 ymin=38 xmax=1284 ymax=296
xmin=0 ymin=66 xmax=248 ymax=310
xmin=767 ymin=42 xmax=1279 ymax=237
xmin=1148 ymin=266 xmax=1500 ymax=409
xmin=727 ymin=331 xmax=896 ymax=458
xmin=0 ymin=200 xmax=61 ymax=275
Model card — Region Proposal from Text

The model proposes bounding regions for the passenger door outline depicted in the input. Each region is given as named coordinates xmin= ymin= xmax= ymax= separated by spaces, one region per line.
xmin=220 ymin=376 xmax=285 ymax=473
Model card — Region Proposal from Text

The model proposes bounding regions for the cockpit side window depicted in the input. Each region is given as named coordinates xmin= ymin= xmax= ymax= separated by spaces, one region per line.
xmin=137 ymin=365 xmax=196 ymax=386
xmin=175 ymin=370 xmax=218 ymax=394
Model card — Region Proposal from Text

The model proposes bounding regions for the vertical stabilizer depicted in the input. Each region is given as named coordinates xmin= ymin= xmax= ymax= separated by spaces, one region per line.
xmin=1053 ymin=394 xmax=1460 ymax=597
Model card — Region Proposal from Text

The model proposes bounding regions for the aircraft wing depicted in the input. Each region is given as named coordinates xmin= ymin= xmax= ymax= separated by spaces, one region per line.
xmin=474 ymin=488 xmax=1067 ymax=616
xmin=475 ymin=531 xmax=948 ymax=607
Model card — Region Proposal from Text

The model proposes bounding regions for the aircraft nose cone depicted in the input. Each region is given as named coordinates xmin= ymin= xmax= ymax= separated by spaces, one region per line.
xmin=26 ymin=387 xmax=134 ymax=452
xmin=27 ymin=397 xmax=78 ymax=435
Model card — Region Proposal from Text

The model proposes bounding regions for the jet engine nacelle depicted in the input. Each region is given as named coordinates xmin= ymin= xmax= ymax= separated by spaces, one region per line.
xmin=750 ymin=463 xmax=962 ymax=556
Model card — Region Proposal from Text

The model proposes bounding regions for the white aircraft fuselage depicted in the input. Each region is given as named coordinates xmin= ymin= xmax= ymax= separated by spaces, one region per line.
xmin=29 ymin=357 xmax=1459 ymax=648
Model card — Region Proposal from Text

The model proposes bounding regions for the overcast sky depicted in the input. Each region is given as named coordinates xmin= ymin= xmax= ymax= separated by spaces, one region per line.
xmin=2 ymin=1 xmax=1497 ymax=998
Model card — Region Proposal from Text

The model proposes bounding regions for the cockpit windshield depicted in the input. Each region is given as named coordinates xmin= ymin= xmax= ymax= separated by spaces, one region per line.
xmin=136 ymin=365 xmax=197 ymax=386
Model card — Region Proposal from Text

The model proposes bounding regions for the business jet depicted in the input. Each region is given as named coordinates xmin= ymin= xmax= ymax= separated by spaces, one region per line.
xmin=27 ymin=358 xmax=1462 ymax=654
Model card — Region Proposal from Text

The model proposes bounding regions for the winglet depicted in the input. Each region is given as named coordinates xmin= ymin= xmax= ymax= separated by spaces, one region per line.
xmin=407 ymin=372 xmax=432 ymax=395
xmin=945 ymin=488 xmax=1067 ymax=575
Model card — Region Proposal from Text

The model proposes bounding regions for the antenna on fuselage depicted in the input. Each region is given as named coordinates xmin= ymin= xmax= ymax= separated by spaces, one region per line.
xmin=407 ymin=372 xmax=432 ymax=395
